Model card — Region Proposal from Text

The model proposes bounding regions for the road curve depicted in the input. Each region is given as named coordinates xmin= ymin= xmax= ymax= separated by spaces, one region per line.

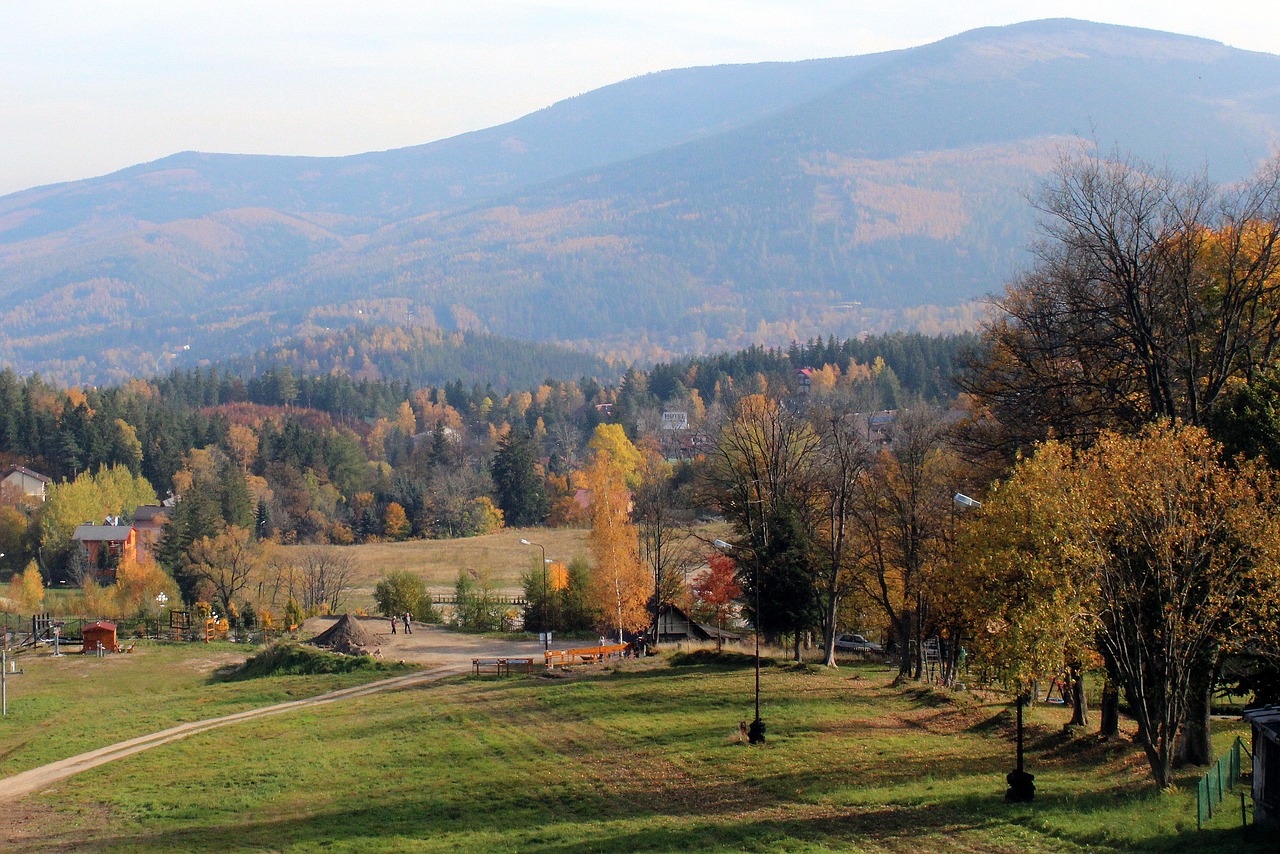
xmin=0 ymin=663 xmax=468 ymax=803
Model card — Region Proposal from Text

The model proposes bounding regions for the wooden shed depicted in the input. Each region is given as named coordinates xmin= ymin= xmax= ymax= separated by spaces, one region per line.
xmin=1243 ymin=704 xmax=1280 ymax=829
xmin=82 ymin=621 xmax=117 ymax=653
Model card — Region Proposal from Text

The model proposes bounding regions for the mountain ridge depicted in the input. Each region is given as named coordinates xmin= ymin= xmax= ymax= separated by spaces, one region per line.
xmin=2 ymin=19 xmax=1279 ymax=384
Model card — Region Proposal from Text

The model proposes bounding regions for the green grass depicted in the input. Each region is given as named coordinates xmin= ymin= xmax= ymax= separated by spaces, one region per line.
xmin=0 ymin=641 xmax=412 ymax=776
xmin=0 ymin=649 xmax=1268 ymax=853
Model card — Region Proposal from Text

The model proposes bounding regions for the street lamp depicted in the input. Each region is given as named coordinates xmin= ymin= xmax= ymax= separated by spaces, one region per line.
xmin=953 ymin=492 xmax=1034 ymax=801
xmin=714 ymin=539 xmax=765 ymax=744
xmin=518 ymin=538 xmax=552 ymax=650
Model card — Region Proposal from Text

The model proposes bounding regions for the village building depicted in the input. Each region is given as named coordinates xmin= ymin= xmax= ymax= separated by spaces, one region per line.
xmin=0 ymin=465 xmax=51 ymax=503
xmin=71 ymin=521 xmax=137 ymax=584
xmin=130 ymin=505 xmax=170 ymax=563
xmin=1243 ymin=705 xmax=1280 ymax=829
xmin=654 ymin=604 xmax=742 ymax=645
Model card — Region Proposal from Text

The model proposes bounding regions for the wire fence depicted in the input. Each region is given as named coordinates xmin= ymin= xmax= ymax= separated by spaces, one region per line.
xmin=1197 ymin=736 xmax=1250 ymax=830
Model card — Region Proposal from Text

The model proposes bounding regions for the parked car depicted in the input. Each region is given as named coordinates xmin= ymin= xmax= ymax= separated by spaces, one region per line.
xmin=832 ymin=633 xmax=883 ymax=654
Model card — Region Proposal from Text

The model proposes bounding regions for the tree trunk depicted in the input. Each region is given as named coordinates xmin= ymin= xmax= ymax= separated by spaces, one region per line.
xmin=1174 ymin=669 xmax=1214 ymax=767
xmin=895 ymin=616 xmax=912 ymax=680
xmin=1099 ymin=681 xmax=1119 ymax=738
xmin=1067 ymin=663 xmax=1089 ymax=728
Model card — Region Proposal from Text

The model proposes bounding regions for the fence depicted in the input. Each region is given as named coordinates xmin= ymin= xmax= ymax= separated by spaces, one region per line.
xmin=1197 ymin=736 xmax=1250 ymax=830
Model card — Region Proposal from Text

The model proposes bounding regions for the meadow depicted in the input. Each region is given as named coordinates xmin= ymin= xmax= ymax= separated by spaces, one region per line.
xmin=0 ymin=642 xmax=1265 ymax=853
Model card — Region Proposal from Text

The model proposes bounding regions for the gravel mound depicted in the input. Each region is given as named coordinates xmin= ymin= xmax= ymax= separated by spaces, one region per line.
xmin=307 ymin=614 xmax=380 ymax=656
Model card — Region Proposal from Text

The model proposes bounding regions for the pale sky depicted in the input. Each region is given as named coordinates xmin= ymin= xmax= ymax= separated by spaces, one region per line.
xmin=3 ymin=1 xmax=1277 ymax=197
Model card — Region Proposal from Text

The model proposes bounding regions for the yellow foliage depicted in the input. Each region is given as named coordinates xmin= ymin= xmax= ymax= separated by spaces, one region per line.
xmin=6 ymin=562 xmax=44 ymax=612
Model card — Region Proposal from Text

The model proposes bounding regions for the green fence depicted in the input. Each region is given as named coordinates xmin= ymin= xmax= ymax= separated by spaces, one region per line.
xmin=1197 ymin=736 xmax=1249 ymax=830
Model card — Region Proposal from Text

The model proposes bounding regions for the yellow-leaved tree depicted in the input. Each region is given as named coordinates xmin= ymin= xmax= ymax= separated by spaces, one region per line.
xmin=585 ymin=449 xmax=649 ymax=641
xmin=6 ymin=562 xmax=44 ymax=613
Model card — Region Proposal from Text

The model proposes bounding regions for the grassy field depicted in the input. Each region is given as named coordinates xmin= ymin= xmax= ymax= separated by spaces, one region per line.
xmin=0 ymin=644 xmax=1267 ymax=853
xmin=284 ymin=523 xmax=726 ymax=611
xmin=286 ymin=527 xmax=591 ymax=602
xmin=0 ymin=642 xmax=414 ymax=778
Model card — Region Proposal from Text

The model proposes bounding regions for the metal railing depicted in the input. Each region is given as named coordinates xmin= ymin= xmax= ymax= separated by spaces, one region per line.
xmin=1197 ymin=736 xmax=1250 ymax=830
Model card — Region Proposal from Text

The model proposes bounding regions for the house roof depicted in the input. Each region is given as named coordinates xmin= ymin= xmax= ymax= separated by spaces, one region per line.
xmin=1 ymin=465 xmax=51 ymax=483
xmin=83 ymin=621 xmax=117 ymax=631
xmin=72 ymin=524 xmax=134 ymax=542
xmin=659 ymin=604 xmax=742 ymax=642
xmin=132 ymin=505 xmax=170 ymax=523
xmin=1244 ymin=705 xmax=1280 ymax=746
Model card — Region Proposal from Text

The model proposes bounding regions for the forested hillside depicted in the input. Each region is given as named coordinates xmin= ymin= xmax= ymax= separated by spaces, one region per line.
xmin=1 ymin=20 xmax=1278 ymax=382
xmin=0 ymin=331 xmax=973 ymax=584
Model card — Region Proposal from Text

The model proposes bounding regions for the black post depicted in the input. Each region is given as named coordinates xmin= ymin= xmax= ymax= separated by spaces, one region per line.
xmin=1006 ymin=692 xmax=1035 ymax=801
xmin=748 ymin=553 xmax=765 ymax=744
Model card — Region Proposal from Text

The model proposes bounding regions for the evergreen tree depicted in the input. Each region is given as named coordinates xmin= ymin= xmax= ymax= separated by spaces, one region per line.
xmin=490 ymin=432 xmax=547 ymax=527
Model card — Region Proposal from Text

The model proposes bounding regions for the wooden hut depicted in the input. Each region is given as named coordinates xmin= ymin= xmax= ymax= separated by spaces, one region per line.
xmin=82 ymin=621 xmax=117 ymax=653
xmin=1243 ymin=705 xmax=1280 ymax=829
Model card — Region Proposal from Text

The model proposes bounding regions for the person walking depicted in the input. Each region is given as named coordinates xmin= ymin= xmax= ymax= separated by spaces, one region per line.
xmin=403 ymin=612 xmax=412 ymax=634
xmin=390 ymin=615 xmax=397 ymax=634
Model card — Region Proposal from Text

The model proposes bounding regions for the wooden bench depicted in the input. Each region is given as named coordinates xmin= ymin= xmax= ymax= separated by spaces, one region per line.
xmin=544 ymin=643 xmax=631 ymax=668
xmin=471 ymin=657 xmax=535 ymax=676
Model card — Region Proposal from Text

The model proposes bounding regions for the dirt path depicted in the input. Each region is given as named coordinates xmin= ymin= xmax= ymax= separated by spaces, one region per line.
xmin=0 ymin=619 xmax=546 ymax=803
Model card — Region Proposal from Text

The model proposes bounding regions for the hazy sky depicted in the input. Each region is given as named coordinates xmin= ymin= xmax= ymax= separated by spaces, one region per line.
xmin=4 ymin=1 xmax=1278 ymax=196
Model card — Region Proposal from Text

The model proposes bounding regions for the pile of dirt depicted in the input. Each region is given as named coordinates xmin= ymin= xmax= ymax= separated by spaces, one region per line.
xmin=307 ymin=614 xmax=380 ymax=656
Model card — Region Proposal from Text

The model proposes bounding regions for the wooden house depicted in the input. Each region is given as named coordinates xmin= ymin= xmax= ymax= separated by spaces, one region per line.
xmin=654 ymin=604 xmax=741 ymax=644
xmin=72 ymin=522 xmax=137 ymax=583
xmin=1243 ymin=705 xmax=1280 ymax=829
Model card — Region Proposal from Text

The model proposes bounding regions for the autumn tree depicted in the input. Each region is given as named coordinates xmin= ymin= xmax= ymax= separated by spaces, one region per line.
xmin=383 ymin=502 xmax=410 ymax=542
xmin=181 ymin=526 xmax=263 ymax=617
xmin=704 ymin=394 xmax=822 ymax=659
xmin=585 ymin=449 xmax=649 ymax=641
xmin=6 ymin=562 xmax=44 ymax=612
xmin=959 ymin=422 xmax=1280 ymax=788
xmin=692 ymin=553 xmax=742 ymax=651
xmin=849 ymin=405 xmax=959 ymax=679
xmin=944 ymin=441 xmax=1097 ymax=724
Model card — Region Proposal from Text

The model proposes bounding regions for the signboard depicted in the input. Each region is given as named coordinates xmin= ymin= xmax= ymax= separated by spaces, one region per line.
xmin=661 ymin=411 xmax=688 ymax=431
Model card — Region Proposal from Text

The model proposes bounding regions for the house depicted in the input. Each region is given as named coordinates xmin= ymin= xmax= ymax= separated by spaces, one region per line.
xmin=654 ymin=604 xmax=742 ymax=644
xmin=71 ymin=521 xmax=137 ymax=584
xmin=130 ymin=505 xmax=170 ymax=562
xmin=1243 ymin=705 xmax=1280 ymax=829
xmin=0 ymin=465 xmax=51 ymax=502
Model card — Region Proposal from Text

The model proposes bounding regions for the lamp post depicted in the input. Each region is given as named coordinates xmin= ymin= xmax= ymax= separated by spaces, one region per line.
xmin=714 ymin=539 xmax=765 ymax=744
xmin=954 ymin=492 xmax=1035 ymax=803
xmin=518 ymin=538 xmax=552 ymax=650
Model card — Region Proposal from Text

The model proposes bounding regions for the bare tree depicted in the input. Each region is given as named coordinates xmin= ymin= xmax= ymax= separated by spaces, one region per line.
xmin=963 ymin=152 xmax=1280 ymax=456
xmin=810 ymin=405 xmax=874 ymax=666
xmin=298 ymin=548 xmax=359 ymax=614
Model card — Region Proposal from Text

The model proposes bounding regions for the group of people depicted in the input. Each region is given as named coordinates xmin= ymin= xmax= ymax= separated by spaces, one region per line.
xmin=389 ymin=612 xmax=413 ymax=634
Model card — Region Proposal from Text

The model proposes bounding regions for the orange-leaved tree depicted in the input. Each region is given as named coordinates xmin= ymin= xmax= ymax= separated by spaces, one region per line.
xmin=692 ymin=553 xmax=741 ymax=651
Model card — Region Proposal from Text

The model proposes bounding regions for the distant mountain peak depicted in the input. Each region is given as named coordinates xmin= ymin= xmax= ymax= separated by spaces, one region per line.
xmin=1 ymin=20 xmax=1278 ymax=385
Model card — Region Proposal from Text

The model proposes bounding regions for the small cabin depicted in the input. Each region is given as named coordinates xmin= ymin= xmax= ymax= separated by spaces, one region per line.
xmin=82 ymin=621 xmax=117 ymax=654
xmin=654 ymin=605 xmax=741 ymax=644
xmin=1243 ymin=705 xmax=1280 ymax=829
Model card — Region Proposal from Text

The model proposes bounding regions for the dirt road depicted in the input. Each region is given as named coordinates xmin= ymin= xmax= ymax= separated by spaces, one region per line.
xmin=0 ymin=618 xmax=547 ymax=803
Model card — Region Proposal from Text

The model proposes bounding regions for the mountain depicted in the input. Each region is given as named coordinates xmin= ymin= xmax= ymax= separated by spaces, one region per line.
xmin=2 ymin=19 xmax=1279 ymax=384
